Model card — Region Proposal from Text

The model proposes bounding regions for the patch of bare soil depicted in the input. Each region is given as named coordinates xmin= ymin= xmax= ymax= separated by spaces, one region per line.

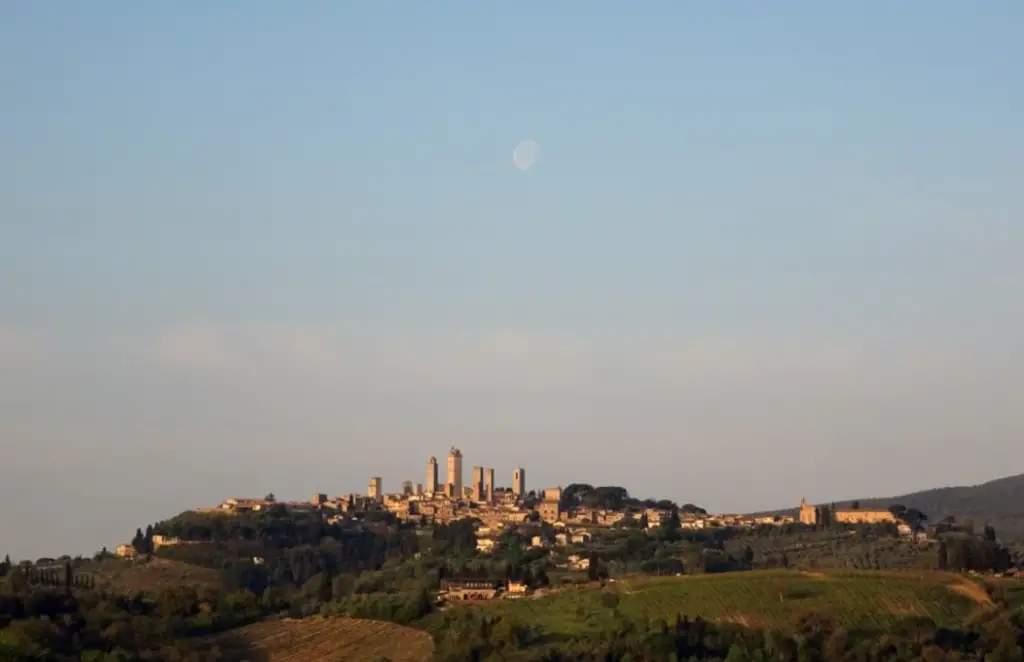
xmin=715 ymin=612 xmax=769 ymax=629
xmin=948 ymin=578 xmax=993 ymax=606
xmin=210 ymin=617 xmax=434 ymax=662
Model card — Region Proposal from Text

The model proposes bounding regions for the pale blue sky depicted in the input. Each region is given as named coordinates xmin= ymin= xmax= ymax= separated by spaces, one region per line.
xmin=2 ymin=2 xmax=1022 ymax=560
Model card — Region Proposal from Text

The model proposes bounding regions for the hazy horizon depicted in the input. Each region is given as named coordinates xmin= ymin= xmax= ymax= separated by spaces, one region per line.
xmin=2 ymin=2 xmax=1023 ymax=561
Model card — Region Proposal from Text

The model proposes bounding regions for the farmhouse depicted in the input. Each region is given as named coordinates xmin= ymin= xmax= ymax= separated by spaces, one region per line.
xmin=799 ymin=498 xmax=896 ymax=526
xmin=440 ymin=578 xmax=503 ymax=601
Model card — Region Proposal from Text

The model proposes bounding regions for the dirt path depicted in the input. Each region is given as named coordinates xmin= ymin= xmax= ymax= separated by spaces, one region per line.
xmin=948 ymin=577 xmax=993 ymax=606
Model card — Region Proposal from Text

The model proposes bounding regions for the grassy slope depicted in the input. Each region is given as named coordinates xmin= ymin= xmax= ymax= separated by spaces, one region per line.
xmin=84 ymin=557 xmax=223 ymax=595
xmin=446 ymin=570 xmax=987 ymax=636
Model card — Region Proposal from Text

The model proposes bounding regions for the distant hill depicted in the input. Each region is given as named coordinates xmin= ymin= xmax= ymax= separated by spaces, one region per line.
xmin=755 ymin=473 xmax=1024 ymax=542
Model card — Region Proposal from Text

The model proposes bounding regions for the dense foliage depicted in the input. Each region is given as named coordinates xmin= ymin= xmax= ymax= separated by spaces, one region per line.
xmin=430 ymin=605 xmax=1024 ymax=661
xmin=0 ymin=575 xmax=277 ymax=660
xmin=2 ymin=495 xmax=1022 ymax=660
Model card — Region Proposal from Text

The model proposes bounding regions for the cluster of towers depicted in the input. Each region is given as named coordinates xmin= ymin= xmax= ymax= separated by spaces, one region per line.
xmin=425 ymin=447 xmax=526 ymax=502
xmin=366 ymin=447 xmax=525 ymax=502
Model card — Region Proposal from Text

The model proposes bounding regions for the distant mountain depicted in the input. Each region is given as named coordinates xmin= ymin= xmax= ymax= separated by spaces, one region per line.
xmin=755 ymin=473 xmax=1024 ymax=542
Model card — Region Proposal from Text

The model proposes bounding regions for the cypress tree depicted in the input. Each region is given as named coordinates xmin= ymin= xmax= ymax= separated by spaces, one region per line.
xmin=131 ymin=528 xmax=146 ymax=554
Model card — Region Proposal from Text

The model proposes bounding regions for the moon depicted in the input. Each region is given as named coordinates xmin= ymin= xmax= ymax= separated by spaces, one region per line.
xmin=513 ymin=139 xmax=539 ymax=171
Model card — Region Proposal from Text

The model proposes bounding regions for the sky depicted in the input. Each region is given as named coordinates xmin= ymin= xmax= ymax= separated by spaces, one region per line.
xmin=1 ymin=2 xmax=1022 ymax=561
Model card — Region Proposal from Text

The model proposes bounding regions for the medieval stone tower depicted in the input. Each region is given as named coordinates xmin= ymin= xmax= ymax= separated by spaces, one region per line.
xmin=447 ymin=447 xmax=463 ymax=498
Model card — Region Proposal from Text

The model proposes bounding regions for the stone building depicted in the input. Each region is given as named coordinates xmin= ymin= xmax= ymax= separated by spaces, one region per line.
xmin=472 ymin=466 xmax=485 ymax=502
xmin=538 ymin=498 xmax=561 ymax=523
xmin=447 ymin=447 xmax=463 ymax=497
xmin=440 ymin=578 xmax=502 ymax=601
xmin=513 ymin=468 xmax=526 ymax=496
xmin=426 ymin=456 xmax=439 ymax=495
xmin=799 ymin=497 xmax=896 ymax=526
xmin=834 ymin=508 xmax=897 ymax=524
xmin=485 ymin=468 xmax=495 ymax=503
xmin=368 ymin=477 xmax=382 ymax=500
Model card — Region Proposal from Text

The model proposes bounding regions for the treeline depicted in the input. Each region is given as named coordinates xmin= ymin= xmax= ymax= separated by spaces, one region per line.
xmin=938 ymin=534 xmax=1014 ymax=573
xmin=151 ymin=507 xmax=375 ymax=548
xmin=572 ymin=510 xmax=1018 ymax=578
xmin=558 ymin=483 xmax=707 ymax=514
xmin=0 ymin=580 xmax=278 ymax=660
xmin=0 ymin=559 xmax=95 ymax=590
xmin=430 ymin=605 xmax=1024 ymax=661
xmin=154 ymin=515 xmax=479 ymax=595
xmin=0 ymin=511 xmax=484 ymax=660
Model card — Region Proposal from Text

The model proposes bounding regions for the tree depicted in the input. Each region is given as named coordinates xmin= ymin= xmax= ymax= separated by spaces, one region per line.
xmin=317 ymin=568 xmax=334 ymax=603
xmin=851 ymin=500 xmax=860 ymax=510
xmin=131 ymin=528 xmax=146 ymax=554
xmin=724 ymin=644 xmax=752 ymax=662
xmin=144 ymin=524 xmax=155 ymax=554
xmin=264 ymin=493 xmax=276 ymax=502
xmin=903 ymin=508 xmax=929 ymax=531
xmin=668 ymin=507 xmax=681 ymax=530
xmin=582 ymin=486 xmax=630 ymax=510
xmin=983 ymin=525 xmax=997 ymax=542
xmin=560 ymin=483 xmax=594 ymax=510
xmin=587 ymin=554 xmax=603 ymax=581
xmin=638 ymin=512 xmax=649 ymax=529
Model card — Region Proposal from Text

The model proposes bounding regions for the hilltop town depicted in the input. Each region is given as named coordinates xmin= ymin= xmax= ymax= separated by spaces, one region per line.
xmin=10 ymin=453 xmax=1024 ymax=661
xmin=113 ymin=446 xmax=927 ymax=563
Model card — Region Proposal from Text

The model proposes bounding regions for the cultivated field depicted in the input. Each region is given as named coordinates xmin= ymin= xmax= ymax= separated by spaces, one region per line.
xmin=85 ymin=557 xmax=223 ymax=595
xmin=211 ymin=617 xmax=435 ymax=662
xmin=470 ymin=570 xmax=988 ymax=635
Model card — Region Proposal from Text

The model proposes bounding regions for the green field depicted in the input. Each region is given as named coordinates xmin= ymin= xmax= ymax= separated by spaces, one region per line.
xmin=449 ymin=570 xmax=989 ymax=635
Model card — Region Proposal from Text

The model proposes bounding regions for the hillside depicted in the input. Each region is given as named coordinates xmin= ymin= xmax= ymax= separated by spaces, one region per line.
xmin=208 ymin=616 xmax=434 ymax=662
xmin=758 ymin=473 xmax=1024 ymax=542
xmin=85 ymin=557 xmax=224 ymax=595
xmin=432 ymin=570 xmax=985 ymax=637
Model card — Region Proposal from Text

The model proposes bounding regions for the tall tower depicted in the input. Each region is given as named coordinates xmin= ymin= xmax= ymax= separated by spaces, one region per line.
xmin=447 ymin=447 xmax=463 ymax=498
xmin=426 ymin=456 xmax=439 ymax=495
xmin=401 ymin=480 xmax=413 ymax=495
xmin=513 ymin=468 xmax=526 ymax=497
xmin=799 ymin=497 xmax=818 ymax=526
xmin=472 ymin=466 xmax=485 ymax=502
xmin=485 ymin=468 xmax=495 ymax=503
xmin=368 ymin=477 xmax=382 ymax=500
